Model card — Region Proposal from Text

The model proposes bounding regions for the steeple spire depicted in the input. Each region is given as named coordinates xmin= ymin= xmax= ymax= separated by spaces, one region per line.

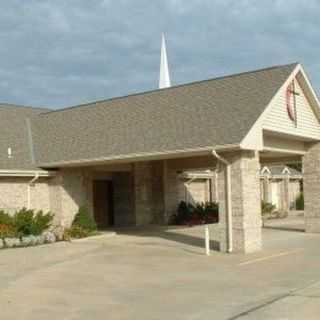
xmin=159 ymin=33 xmax=171 ymax=89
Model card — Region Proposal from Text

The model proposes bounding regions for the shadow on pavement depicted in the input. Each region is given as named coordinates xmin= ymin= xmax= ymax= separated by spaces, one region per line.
xmin=113 ymin=225 xmax=221 ymax=251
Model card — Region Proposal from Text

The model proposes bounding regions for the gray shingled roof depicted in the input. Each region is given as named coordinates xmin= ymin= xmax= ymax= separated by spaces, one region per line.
xmin=30 ymin=63 xmax=297 ymax=167
xmin=0 ymin=104 xmax=49 ymax=170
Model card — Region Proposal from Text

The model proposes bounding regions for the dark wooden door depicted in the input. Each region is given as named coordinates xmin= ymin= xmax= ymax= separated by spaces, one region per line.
xmin=93 ymin=180 xmax=114 ymax=229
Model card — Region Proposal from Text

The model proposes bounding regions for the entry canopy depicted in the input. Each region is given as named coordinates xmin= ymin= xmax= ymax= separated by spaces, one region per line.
xmin=29 ymin=63 xmax=320 ymax=168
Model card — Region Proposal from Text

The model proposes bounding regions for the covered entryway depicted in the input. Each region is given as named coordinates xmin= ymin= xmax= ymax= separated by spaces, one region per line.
xmin=91 ymin=165 xmax=135 ymax=229
xmin=260 ymin=134 xmax=305 ymax=233
xmin=93 ymin=180 xmax=114 ymax=229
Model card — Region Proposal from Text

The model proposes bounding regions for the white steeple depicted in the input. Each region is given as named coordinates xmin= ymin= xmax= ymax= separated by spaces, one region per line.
xmin=159 ymin=33 xmax=171 ymax=89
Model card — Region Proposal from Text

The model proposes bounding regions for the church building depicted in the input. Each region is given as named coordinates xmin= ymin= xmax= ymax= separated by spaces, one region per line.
xmin=1 ymin=37 xmax=320 ymax=253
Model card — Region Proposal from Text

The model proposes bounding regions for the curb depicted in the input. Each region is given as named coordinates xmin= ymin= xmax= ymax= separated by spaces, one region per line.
xmin=70 ymin=232 xmax=117 ymax=243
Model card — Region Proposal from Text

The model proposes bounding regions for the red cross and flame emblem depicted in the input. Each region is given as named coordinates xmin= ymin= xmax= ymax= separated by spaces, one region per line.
xmin=286 ymin=80 xmax=297 ymax=123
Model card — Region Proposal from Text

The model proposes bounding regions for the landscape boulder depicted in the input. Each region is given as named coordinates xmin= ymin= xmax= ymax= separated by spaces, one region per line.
xmin=42 ymin=231 xmax=56 ymax=243
xmin=4 ymin=237 xmax=21 ymax=248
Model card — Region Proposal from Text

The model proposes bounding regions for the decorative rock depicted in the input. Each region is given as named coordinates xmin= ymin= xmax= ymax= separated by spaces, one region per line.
xmin=21 ymin=236 xmax=33 ymax=247
xmin=4 ymin=237 xmax=20 ymax=248
xmin=37 ymin=235 xmax=45 ymax=245
xmin=42 ymin=231 xmax=56 ymax=243
xmin=51 ymin=225 xmax=65 ymax=241
xmin=1 ymin=232 xmax=60 ymax=249
xmin=28 ymin=235 xmax=37 ymax=246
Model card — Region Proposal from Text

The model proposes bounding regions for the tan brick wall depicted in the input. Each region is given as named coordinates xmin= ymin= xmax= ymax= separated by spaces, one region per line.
xmin=0 ymin=177 xmax=53 ymax=215
xmin=303 ymin=142 xmax=320 ymax=232
xmin=178 ymin=179 xmax=211 ymax=205
xmin=58 ymin=169 xmax=93 ymax=227
xmin=30 ymin=179 xmax=51 ymax=212
xmin=0 ymin=177 xmax=29 ymax=213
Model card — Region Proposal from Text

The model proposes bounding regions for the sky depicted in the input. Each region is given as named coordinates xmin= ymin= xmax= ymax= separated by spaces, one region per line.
xmin=0 ymin=0 xmax=319 ymax=109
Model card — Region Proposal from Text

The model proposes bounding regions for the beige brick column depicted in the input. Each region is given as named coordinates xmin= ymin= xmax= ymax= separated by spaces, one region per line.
xmin=303 ymin=142 xmax=320 ymax=233
xmin=133 ymin=161 xmax=166 ymax=226
xmin=218 ymin=151 xmax=262 ymax=253
xmin=163 ymin=160 xmax=179 ymax=222
xmin=282 ymin=176 xmax=290 ymax=213
xmin=151 ymin=161 xmax=165 ymax=224
xmin=217 ymin=164 xmax=228 ymax=252
xmin=133 ymin=162 xmax=154 ymax=226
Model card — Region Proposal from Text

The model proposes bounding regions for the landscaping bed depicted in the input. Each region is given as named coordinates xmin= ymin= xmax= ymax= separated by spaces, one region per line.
xmin=0 ymin=230 xmax=58 ymax=249
xmin=0 ymin=206 xmax=99 ymax=249
xmin=169 ymin=201 xmax=219 ymax=226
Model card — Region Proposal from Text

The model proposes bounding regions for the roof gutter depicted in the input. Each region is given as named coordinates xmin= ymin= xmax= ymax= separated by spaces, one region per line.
xmin=37 ymin=144 xmax=240 ymax=168
xmin=0 ymin=170 xmax=55 ymax=177
xmin=211 ymin=150 xmax=233 ymax=253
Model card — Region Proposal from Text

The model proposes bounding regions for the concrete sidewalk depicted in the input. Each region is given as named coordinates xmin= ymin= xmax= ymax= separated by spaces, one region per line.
xmin=263 ymin=216 xmax=305 ymax=232
xmin=0 ymin=225 xmax=319 ymax=319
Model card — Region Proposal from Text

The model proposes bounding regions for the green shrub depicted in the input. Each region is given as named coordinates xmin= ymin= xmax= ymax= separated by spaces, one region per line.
xmin=296 ymin=193 xmax=304 ymax=211
xmin=65 ymin=225 xmax=93 ymax=239
xmin=14 ymin=208 xmax=54 ymax=236
xmin=169 ymin=201 xmax=194 ymax=225
xmin=261 ymin=201 xmax=276 ymax=215
xmin=0 ymin=211 xmax=14 ymax=226
xmin=195 ymin=202 xmax=219 ymax=222
xmin=0 ymin=224 xmax=17 ymax=239
xmin=72 ymin=206 xmax=97 ymax=231
xmin=14 ymin=208 xmax=34 ymax=236
xmin=202 ymin=201 xmax=219 ymax=223
xmin=32 ymin=211 xmax=54 ymax=235
xmin=169 ymin=201 xmax=219 ymax=225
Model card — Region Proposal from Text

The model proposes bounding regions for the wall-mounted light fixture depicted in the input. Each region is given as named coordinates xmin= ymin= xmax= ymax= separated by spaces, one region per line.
xmin=7 ymin=147 xmax=12 ymax=159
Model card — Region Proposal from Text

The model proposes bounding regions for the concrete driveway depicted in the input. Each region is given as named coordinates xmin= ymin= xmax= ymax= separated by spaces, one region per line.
xmin=0 ymin=226 xmax=320 ymax=320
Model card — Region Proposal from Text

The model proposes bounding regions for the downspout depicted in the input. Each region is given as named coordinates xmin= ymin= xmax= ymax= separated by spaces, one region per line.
xmin=27 ymin=173 xmax=39 ymax=209
xmin=211 ymin=150 xmax=233 ymax=253
xmin=185 ymin=177 xmax=196 ymax=204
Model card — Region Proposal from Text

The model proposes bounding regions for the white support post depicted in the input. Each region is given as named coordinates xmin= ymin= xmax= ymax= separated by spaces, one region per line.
xmin=205 ymin=224 xmax=210 ymax=256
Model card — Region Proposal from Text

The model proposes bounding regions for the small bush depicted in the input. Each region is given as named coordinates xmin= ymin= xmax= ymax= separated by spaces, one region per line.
xmin=14 ymin=208 xmax=54 ymax=236
xmin=32 ymin=211 xmax=54 ymax=235
xmin=0 ymin=211 xmax=14 ymax=226
xmin=0 ymin=224 xmax=17 ymax=239
xmin=261 ymin=201 xmax=276 ymax=215
xmin=14 ymin=208 xmax=34 ymax=236
xmin=296 ymin=193 xmax=304 ymax=211
xmin=169 ymin=201 xmax=219 ymax=225
xmin=195 ymin=202 xmax=219 ymax=223
xmin=72 ymin=206 xmax=97 ymax=231
xmin=65 ymin=225 xmax=93 ymax=239
xmin=169 ymin=201 xmax=194 ymax=225
xmin=203 ymin=202 xmax=219 ymax=223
